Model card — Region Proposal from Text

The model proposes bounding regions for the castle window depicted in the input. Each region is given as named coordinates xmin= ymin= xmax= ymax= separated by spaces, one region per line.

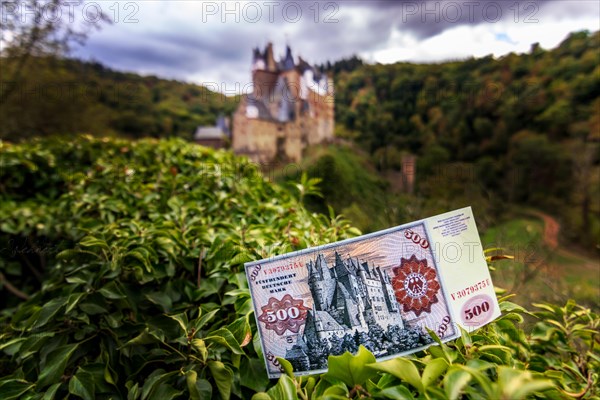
xmin=246 ymin=105 xmax=259 ymax=119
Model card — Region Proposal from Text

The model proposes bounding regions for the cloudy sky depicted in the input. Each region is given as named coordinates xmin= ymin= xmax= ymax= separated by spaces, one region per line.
xmin=72 ymin=0 xmax=599 ymax=92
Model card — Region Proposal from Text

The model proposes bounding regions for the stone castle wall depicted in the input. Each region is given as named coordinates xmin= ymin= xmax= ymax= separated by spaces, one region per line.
xmin=232 ymin=77 xmax=334 ymax=163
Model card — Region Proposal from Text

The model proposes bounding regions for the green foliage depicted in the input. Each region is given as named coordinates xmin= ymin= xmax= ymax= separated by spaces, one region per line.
xmin=0 ymin=136 xmax=358 ymax=399
xmin=253 ymin=298 xmax=598 ymax=400
xmin=0 ymin=57 xmax=237 ymax=140
xmin=279 ymin=144 xmax=392 ymax=233
xmin=1 ymin=137 xmax=598 ymax=399
xmin=332 ymin=30 xmax=600 ymax=245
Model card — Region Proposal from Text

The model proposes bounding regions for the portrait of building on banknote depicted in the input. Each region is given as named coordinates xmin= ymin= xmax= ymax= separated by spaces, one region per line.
xmin=246 ymin=207 xmax=500 ymax=378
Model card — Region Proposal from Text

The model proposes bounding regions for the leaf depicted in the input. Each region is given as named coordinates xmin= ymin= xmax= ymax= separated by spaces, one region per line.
xmin=167 ymin=312 xmax=189 ymax=335
xmin=454 ymin=365 xmax=493 ymax=399
xmin=477 ymin=345 xmax=513 ymax=363
xmin=425 ymin=328 xmax=456 ymax=363
xmin=123 ymin=328 xmax=159 ymax=347
xmin=511 ymin=381 xmax=555 ymax=399
xmin=185 ymin=370 xmax=201 ymax=400
xmin=230 ymin=252 xmax=253 ymax=265
xmin=148 ymin=382 xmax=182 ymax=400
xmin=497 ymin=367 xmax=554 ymax=399
xmin=196 ymin=378 xmax=212 ymax=400
xmin=500 ymin=301 xmax=534 ymax=317
xmin=79 ymin=236 xmax=110 ymax=252
xmin=37 ymin=343 xmax=79 ymax=389
xmin=17 ymin=332 xmax=55 ymax=359
xmin=65 ymin=276 xmax=89 ymax=285
xmin=368 ymin=357 xmax=423 ymax=392
xmin=325 ymin=345 xmax=378 ymax=387
xmin=240 ymin=357 xmax=270 ymax=393
xmin=140 ymin=370 xmax=178 ymax=400
xmin=79 ymin=302 xmax=108 ymax=315
xmin=68 ymin=371 xmax=96 ymax=400
xmin=227 ymin=315 xmax=252 ymax=346
xmin=276 ymin=357 xmax=294 ymax=378
xmin=0 ymin=380 xmax=35 ymax=400
xmin=266 ymin=375 xmax=298 ymax=400
xmin=65 ymin=293 xmax=86 ymax=314
xmin=98 ymin=282 xmax=126 ymax=300
xmin=193 ymin=309 xmax=219 ymax=331
xmin=191 ymin=339 xmax=208 ymax=362
xmin=31 ymin=297 xmax=67 ymax=330
xmin=421 ymin=358 xmax=449 ymax=388
xmin=144 ymin=292 xmax=172 ymax=312
xmin=0 ymin=338 xmax=26 ymax=355
xmin=127 ymin=382 xmax=140 ymax=400
xmin=377 ymin=385 xmax=415 ymax=399
xmin=532 ymin=303 xmax=559 ymax=314
xmin=42 ymin=383 xmax=61 ymax=400
xmin=208 ymin=361 xmax=233 ymax=400
xmin=204 ymin=328 xmax=244 ymax=355
xmin=443 ymin=366 xmax=472 ymax=400
xmin=487 ymin=255 xmax=514 ymax=262
xmin=251 ymin=394 xmax=272 ymax=400
xmin=459 ymin=326 xmax=472 ymax=348
xmin=126 ymin=250 xmax=153 ymax=273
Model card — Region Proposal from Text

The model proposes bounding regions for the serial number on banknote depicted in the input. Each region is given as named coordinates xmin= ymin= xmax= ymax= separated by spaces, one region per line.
xmin=450 ymin=278 xmax=491 ymax=300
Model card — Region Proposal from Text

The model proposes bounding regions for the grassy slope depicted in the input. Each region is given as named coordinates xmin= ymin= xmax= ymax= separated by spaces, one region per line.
xmin=483 ymin=217 xmax=599 ymax=310
xmin=275 ymin=142 xmax=394 ymax=232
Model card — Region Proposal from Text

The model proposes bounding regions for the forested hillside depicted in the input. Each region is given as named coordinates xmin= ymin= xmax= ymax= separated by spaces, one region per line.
xmin=0 ymin=57 xmax=238 ymax=140
xmin=324 ymin=30 xmax=599 ymax=247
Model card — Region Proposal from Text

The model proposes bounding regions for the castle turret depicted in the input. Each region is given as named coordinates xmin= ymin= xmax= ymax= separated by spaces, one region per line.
xmin=334 ymin=252 xmax=348 ymax=277
xmin=265 ymin=42 xmax=277 ymax=72
xmin=308 ymin=253 xmax=336 ymax=311
xmin=281 ymin=45 xmax=295 ymax=71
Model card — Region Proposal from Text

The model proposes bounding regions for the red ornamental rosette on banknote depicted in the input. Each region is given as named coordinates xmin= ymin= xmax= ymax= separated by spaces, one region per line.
xmin=257 ymin=294 xmax=310 ymax=335
xmin=391 ymin=255 xmax=440 ymax=317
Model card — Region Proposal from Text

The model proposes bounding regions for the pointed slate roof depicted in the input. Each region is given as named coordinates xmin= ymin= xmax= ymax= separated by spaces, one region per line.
xmin=333 ymin=281 xmax=357 ymax=304
xmin=314 ymin=310 xmax=344 ymax=332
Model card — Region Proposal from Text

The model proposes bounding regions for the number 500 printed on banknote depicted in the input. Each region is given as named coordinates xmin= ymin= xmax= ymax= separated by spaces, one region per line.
xmin=245 ymin=207 xmax=500 ymax=378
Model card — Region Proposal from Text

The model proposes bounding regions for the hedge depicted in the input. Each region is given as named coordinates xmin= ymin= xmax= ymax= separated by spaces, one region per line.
xmin=0 ymin=136 xmax=597 ymax=399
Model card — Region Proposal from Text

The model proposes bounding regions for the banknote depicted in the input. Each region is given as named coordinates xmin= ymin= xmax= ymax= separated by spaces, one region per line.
xmin=245 ymin=207 xmax=500 ymax=378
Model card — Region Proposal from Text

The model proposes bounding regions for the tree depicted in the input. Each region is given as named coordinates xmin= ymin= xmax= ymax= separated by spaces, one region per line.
xmin=329 ymin=334 xmax=344 ymax=356
xmin=354 ymin=330 xmax=376 ymax=353
xmin=506 ymin=131 xmax=573 ymax=208
xmin=306 ymin=338 xmax=330 ymax=370
xmin=1 ymin=0 xmax=110 ymax=104
xmin=340 ymin=333 xmax=357 ymax=354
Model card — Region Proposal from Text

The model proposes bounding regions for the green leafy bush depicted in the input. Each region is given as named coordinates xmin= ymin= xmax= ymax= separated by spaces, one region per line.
xmin=0 ymin=137 xmax=597 ymax=399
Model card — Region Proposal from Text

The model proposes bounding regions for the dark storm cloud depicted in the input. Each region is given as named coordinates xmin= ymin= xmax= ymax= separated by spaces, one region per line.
xmin=72 ymin=0 xmax=596 ymax=88
xmin=79 ymin=24 xmax=269 ymax=78
xmin=359 ymin=0 xmax=554 ymax=39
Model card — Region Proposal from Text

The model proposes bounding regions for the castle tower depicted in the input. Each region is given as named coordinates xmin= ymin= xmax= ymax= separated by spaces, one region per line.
xmin=231 ymin=42 xmax=335 ymax=163
xmin=308 ymin=253 xmax=335 ymax=311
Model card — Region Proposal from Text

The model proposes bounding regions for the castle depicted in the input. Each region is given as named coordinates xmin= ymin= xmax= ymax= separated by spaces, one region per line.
xmin=284 ymin=251 xmax=405 ymax=370
xmin=232 ymin=43 xmax=335 ymax=163
xmin=304 ymin=251 xmax=404 ymax=343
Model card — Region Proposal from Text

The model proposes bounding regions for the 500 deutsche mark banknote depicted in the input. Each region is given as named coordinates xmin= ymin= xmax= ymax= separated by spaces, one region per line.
xmin=245 ymin=207 xmax=500 ymax=378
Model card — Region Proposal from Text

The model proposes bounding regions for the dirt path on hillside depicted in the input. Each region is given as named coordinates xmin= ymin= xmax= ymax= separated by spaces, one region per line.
xmin=515 ymin=211 xmax=599 ymax=307
xmin=530 ymin=210 xmax=598 ymax=273
xmin=538 ymin=212 xmax=559 ymax=249
xmin=526 ymin=210 xmax=560 ymax=248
